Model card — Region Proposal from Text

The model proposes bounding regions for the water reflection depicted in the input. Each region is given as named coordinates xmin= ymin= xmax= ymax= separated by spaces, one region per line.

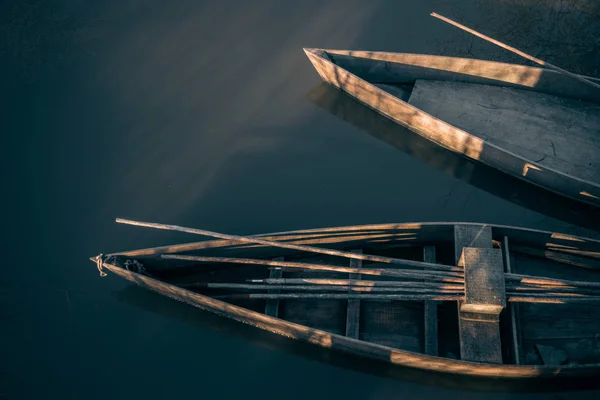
xmin=307 ymin=83 xmax=600 ymax=233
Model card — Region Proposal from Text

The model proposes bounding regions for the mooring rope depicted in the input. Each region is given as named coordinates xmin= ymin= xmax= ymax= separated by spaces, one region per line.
xmin=95 ymin=254 xmax=107 ymax=277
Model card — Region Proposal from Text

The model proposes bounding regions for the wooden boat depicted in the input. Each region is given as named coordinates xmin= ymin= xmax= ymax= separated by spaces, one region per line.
xmin=93 ymin=218 xmax=600 ymax=381
xmin=307 ymin=82 xmax=600 ymax=233
xmin=303 ymin=48 xmax=600 ymax=207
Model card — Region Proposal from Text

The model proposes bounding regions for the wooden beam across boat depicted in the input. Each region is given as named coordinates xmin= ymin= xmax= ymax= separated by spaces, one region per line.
xmin=503 ymin=236 xmax=522 ymax=365
xmin=423 ymin=245 xmax=438 ymax=356
xmin=346 ymin=249 xmax=362 ymax=339
xmin=454 ymin=225 xmax=504 ymax=364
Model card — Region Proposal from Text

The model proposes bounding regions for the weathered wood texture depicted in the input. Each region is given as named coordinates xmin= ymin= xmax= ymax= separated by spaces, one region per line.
xmin=454 ymin=225 xmax=504 ymax=364
xmin=360 ymin=301 xmax=424 ymax=352
xmin=321 ymin=50 xmax=600 ymax=103
xmin=346 ymin=249 xmax=362 ymax=339
xmin=429 ymin=12 xmax=600 ymax=90
xmin=423 ymin=245 xmax=438 ymax=356
xmin=304 ymin=48 xmax=600 ymax=206
xmin=453 ymin=225 xmax=493 ymax=264
xmin=408 ymin=80 xmax=600 ymax=184
xmin=265 ymin=257 xmax=283 ymax=317
xmin=458 ymin=311 xmax=504 ymax=365
xmin=513 ymin=251 xmax=600 ymax=365
xmin=100 ymin=262 xmax=600 ymax=378
xmin=511 ymin=245 xmax=600 ymax=270
xmin=503 ymin=236 xmax=522 ymax=365
xmin=280 ymin=256 xmax=347 ymax=335
xmin=459 ymin=248 xmax=506 ymax=314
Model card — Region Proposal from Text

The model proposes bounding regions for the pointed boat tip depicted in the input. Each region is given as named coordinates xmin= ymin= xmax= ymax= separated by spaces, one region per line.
xmin=303 ymin=47 xmax=323 ymax=56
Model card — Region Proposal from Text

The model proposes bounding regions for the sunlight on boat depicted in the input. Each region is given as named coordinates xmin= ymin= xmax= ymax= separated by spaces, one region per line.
xmin=522 ymin=163 xmax=542 ymax=176
xmin=550 ymin=232 xmax=586 ymax=242
xmin=580 ymin=191 xmax=600 ymax=200
xmin=325 ymin=51 xmax=543 ymax=88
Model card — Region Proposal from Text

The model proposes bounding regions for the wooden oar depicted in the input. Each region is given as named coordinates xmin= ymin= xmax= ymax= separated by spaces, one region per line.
xmin=161 ymin=254 xmax=465 ymax=283
xmin=116 ymin=218 xmax=461 ymax=272
xmin=431 ymin=12 xmax=600 ymax=90
xmin=506 ymin=285 xmax=600 ymax=296
xmin=505 ymin=273 xmax=600 ymax=289
xmin=181 ymin=282 xmax=463 ymax=294
xmin=508 ymin=295 xmax=600 ymax=304
xmin=249 ymin=278 xmax=463 ymax=290
xmin=212 ymin=292 xmax=600 ymax=304
xmin=216 ymin=293 xmax=465 ymax=301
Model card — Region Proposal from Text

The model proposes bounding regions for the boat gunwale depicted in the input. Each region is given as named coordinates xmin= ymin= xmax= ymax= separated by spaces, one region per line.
xmin=103 ymin=221 xmax=600 ymax=258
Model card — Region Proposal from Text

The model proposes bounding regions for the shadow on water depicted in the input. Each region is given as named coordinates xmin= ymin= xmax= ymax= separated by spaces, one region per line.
xmin=116 ymin=283 xmax=600 ymax=393
xmin=307 ymin=82 xmax=600 ymax=233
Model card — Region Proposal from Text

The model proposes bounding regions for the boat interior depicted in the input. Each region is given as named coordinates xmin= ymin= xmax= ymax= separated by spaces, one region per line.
xmin=109 ymin=223 xmax=600 ymax=367
xmin=311 ymin=50 xmax=600 ymax=186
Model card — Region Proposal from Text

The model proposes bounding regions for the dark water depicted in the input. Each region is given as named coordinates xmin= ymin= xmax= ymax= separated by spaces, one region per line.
xmin=2 ymin=1 xmax=600 ymax=398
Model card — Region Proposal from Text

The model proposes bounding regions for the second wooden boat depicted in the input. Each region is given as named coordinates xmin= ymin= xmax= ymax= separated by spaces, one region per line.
xmin=304 ymin=48 xmax=600 ymax=206
xmin=92 ymin=219 xmax=600 ymax=382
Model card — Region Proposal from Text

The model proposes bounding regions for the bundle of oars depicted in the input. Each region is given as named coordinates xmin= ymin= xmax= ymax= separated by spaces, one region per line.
xmin=505 ymin=274 xmax=600 ymax=304
xmin=116 ymin=218 xmax=600 ymax=305
xmin=164 ymin=254 xmax=466 ymax=302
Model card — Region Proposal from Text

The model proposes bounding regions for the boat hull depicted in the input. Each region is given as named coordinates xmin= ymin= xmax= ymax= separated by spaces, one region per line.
xmin=304 ymin=48 xmax=600 ymax=207
xmin=96 ymin=221 xmax=600 ymax=380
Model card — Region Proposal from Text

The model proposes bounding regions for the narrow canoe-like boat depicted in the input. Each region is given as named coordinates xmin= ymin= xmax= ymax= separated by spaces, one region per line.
xmin=93 ymin=219 xmax=600 ymax=381
xmin=303 ymin=48 xmax=600 ymax=207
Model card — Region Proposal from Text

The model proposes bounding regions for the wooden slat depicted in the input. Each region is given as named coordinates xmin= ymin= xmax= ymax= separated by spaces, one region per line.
xmin=503 ymin=236 xmax=522 ymax=365
xmin=359 ymin=301 xmax=423 ymax=352
xmin=423 ymin=245 xmax=438 ymax=356
xmin=454 ymin=225 xmax=493 ymax=264
xmin=460 ymin=248 xmax=506 ymax=314
xmin=511 ymin=244 xmax=600 ymax=270
xmin=346 ymin=249 xmax=362 ymax=339
xmin=454 ymin=225 xmax=504 ymax=364
xmin=264 ymin=257 xmax=283 ymax=317
xmin=408 ymin=79 xmax=600 ymax=184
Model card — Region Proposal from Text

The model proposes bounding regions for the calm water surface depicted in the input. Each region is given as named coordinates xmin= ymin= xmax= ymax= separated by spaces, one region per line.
xmin=2 ymin=1 xmax=600 ymax=398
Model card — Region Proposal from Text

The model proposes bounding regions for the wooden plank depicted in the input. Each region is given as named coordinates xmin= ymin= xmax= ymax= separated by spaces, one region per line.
xmin=453 ymin=225 xmax=493 ymax=264
xmin=423 ymin=245 xmax=438 ymax=356
xmin=430 ymin=12 xmax=600 ymax=91
xmin=503 ymin=236 xmax=522 ymax=365
xmin=511 ymin=244 xmax=600 ymax=270
xmin=520 ymin=303 xmax=600 ymax=320
xmin=453 ymin=225 xmax=504 ymax=364
xmin=457 ymin=313 xmax=504 ymax=364
xmin=523 ymin=338 xmax=600 ymax=366
xmin=265 ymin=257 xmax=284 ymax=317
xmin=459 ymin=248 xmax=506 ymax=315
xmin=408 ymin=79 xmax=600 ymax=184
xmin=346 ymin=249 xmax=362 ymax=339
xmin=359 ymin=301 xmax=424 ymax=352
